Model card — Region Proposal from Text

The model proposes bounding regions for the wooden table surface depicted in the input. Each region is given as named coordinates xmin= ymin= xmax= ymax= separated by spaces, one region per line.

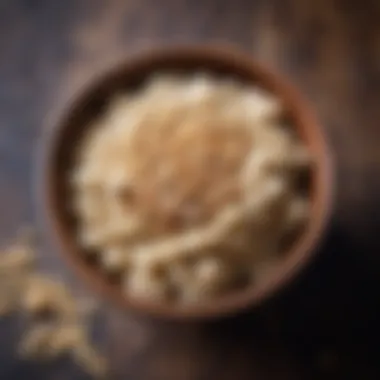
xmin=1 ymin=0 xmax=380 ymax=379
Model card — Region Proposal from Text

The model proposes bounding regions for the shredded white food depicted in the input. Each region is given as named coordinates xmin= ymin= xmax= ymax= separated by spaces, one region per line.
xmin=71 ymin=74 xmax=312 ymax=303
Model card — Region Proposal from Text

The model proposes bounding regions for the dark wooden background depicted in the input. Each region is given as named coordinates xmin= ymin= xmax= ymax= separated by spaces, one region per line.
xmin=1 ymin=0 xmax=380 ymax=379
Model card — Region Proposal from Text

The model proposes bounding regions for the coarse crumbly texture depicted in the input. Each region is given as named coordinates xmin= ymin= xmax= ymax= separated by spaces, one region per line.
xmin=71 ymin=73 xmax=313 ymax=303
xmin=0 ymin=231 xmax=107 ymax=379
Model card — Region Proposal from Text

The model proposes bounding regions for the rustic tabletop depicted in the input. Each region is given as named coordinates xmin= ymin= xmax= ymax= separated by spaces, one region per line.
xmin=1 ymin=0 xmax=380 ymax=379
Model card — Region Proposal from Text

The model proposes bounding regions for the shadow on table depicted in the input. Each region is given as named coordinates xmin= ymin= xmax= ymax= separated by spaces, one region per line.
xmin=146 ymin=220 xmax=380 ymax=379
xmin=206 ymin=220 xmax=380 ymax=378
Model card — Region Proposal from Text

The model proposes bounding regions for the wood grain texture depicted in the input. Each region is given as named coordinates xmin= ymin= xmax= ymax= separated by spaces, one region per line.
xmin=1 ymin=0 xmax=380 ymax=379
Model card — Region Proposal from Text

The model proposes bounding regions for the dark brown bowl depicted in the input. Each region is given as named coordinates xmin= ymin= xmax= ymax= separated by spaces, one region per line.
xmin=37 ymin=45 xmax=334 ymax=320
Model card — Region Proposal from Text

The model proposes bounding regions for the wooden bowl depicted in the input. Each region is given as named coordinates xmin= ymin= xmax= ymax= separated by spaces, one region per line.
xmin=37 ymin=45 xmax=334 ymax=320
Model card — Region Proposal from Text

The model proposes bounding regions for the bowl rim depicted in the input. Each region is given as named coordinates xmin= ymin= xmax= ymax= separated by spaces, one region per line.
xmin=36 ymin=44 xmax=334 ymax=320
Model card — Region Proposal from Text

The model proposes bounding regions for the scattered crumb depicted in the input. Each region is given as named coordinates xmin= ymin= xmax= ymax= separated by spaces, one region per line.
xmin=0 ymin=242 xmax=35 ymax=273
xmin=19 ymin=323 xmax=61 ymax=361
xmin=73 ymin=342 xmax=109 ymax=379
xmin=0 ymin=228 xmax=107 ymax=378
xmin=21 ymin=275 xmax=78 ymax=320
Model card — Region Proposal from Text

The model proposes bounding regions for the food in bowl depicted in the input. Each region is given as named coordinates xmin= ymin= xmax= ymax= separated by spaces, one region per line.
xmin=70 ymin=73 xmax=312 ymax=304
